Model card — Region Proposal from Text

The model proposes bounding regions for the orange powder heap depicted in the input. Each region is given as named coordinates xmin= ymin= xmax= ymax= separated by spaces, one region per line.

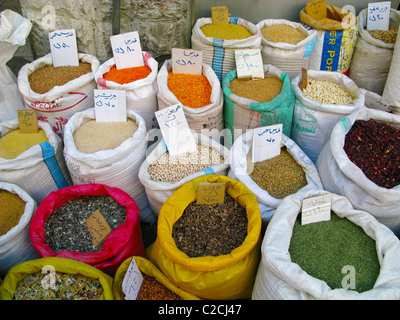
xmin=103 ymin=65 xmax=152 ymax=85
xmin=167 ymin=72 xmax=212 ymax=109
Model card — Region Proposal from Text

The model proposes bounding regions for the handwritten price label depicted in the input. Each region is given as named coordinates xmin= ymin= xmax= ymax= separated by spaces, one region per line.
xmin=211 ymin=6 xmax=229 ymax=24
xmin=367 ymin=1 xmax=391 ymax=31
xmin=235 ymin=49 xmax=264 ymax=80
xmin=252 ymin=124 xmax=283 ymax=163
xmin=306 ymin=0 xmax=327 ymax=21
xmin=17 ymin=110 xmax=38 ymax=133
xmin=48 ymin=29 xmax=79 ymax=67
xmin=86 ymin=209 xmax=112 ymax=247
xmin=171 ymin=48 xmax=203 ymax=75
xmin=110 ymin=31 xmax=144 ymax=69
xmin=122 ymin=258 xmax=144 ymax=300
xmin=197 ymin=182 xmax=225 ymax=205
xmin=301 ymin=193 xmax=332 ymax=225
xmin=94 ymin=89 xmax=127 ymax=122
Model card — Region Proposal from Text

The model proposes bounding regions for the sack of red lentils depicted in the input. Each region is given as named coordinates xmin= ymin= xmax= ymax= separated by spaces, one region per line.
xmin=94 ymin=52 xmax=158 ymax=131
xmin=256 ymin=19 xmax=318 ymax=80
xmin=317 ymin=107 xmax=400 ymax=236
xmin=0 ymin=182 xmax=38 ymax=278
xmin=191 ymin=17 xmax=262 ymax=82
xmin=300 ymin=4 xmax=358 ymax=74
xmin=157 ymin=59 xmax=224 ymax=135
xmin=252 ymin=189 xmax=400 ymax=300
xmin=63 ymin=108 xmax=156 ymax=223
xmin=291 ymin=70 xmax=364 ymax=163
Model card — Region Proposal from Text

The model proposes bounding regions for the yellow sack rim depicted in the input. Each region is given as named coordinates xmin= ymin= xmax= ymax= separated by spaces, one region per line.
xmin=300 ymin=4 xmax=356 ymax=30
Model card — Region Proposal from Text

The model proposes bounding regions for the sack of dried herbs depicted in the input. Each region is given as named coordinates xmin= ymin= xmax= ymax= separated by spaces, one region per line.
xmin=0 ymin=257 xmax=114 ymax=300
xmin=146 ymin=175 xmax=262 ymax=300
xmin=252 ymin=189 xmax=400 ymax=300
xmin=317 ymin=107 xmax=400 ymax=236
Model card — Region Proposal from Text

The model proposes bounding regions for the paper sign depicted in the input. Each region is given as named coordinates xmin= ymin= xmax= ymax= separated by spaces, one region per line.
xmin=252 ymin=124 xmax=283 ymax=163
xmin=110 ymin=31 xmax=144 ymax=69
xmin=122 ymin=258 xmax=144 ymax=300
xmin=155 ymin=104 xmax=197 ymax=157
xmin=301 ymin=68 xmax=308 ymax=90
xmin=94 ymin=89 xmax=127 ymax=122
xmin=171 ymin=48 xmax=203 ymax=75
xmin=306 ymin=0 xmax=327 ymax=21
xmin=367 ymin=1 xmax=391 ymax=31
xmin=211 ymin=6 xmax=229 ymax=24
xmin=86 ymin=210 xmax=112 ymax=247
xmin=197 ymin=182 xmax=225 ymax=205
xmin=235 ymin=49 xmax=264 ymax=79
xmin=301 ymin=193 xmax=332 ymax=225
xmin=17 ymin=110 xmax=38 ymax=133
xmin=48 ymin=29 xmax=79 ymax=67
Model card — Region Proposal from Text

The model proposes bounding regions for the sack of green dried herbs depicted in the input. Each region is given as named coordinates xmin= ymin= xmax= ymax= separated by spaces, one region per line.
xmin=317 ymin=107 xmax=400 ymax=236
xmin=228 ymin=130 xmax=323 ymax=228
xmin=0 ymin=257 xmax=114 ymax=300
xmin=252 ymin=189 xmax=400 ymax=300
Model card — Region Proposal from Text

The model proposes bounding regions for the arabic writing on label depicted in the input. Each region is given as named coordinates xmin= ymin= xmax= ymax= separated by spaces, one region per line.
xmin=367 ymin=1 xmax=391 ymax=31
xmin=111 ymin=31 xmax=144 ymax=69
xmin=94 ymin=89 xmax=127 ymax=122
xmin=172 ymin=48 xmax=203 ymax=75
xmin=48 ymin=29 xmax=79 ymax=67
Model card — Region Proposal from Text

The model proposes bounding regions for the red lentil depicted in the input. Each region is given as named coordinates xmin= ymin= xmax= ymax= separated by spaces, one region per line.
xmin=136 ymin=275 xmax=183 ymax=300
xmin=103 ymin=65 xmax=151 ymax=85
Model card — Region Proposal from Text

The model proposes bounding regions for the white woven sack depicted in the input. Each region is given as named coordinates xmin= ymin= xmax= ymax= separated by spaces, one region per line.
xmin=63 ymin=108 xmax=156 ymax=223
xmin=157 ymin=59 xmax=224 ymax=134
xmin=228 ymin=130 xmax=323 ymax=227
xmin=291 ymin=70 xmax=364 ymax=163
xmin=95 ymin=52 xmax=158 ymax=131
xmin=138 ymin=132 xmax=230 ymax=216
xmin=348 ymin=9 xmax=400 ymax=96
xmin=0 ymin=119 xmax=71 ymax=204
xmin=191 ymin=17 xmax=262 ymax=82
xmin=252 ymin=189 xmax=400 ymax=300
xmin=0 ymin=10 xmax=32 ymax=123
xmin=317 ymin=107 xmax=400 ymax=236
xmin=256 ymin=19 xmax=318 ymax=80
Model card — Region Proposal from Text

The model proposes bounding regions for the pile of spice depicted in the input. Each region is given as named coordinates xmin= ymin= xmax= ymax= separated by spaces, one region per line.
xmin=103 ymin=65 xmax=152 ymax=85
xmin=13 ymin=272 xmax=103 ymax=300
xmin=249 ymin=148 xmax=307 ymax=199
xmin=44 ymin=195 xmax=126 ymax=253
xmin=73 ymin=119 xmax=139 ymax=153
xmin=230 ymin=76 xmax=283 ymax=103
xmin=367 ymin=27 xmax=398 ymax=44
xmin=0 ymin=129 xmax=48 ymax=159
xmin=201 ymin=23 xmax=253 ymax=40
xmin=344 ymin=119 xmax=400 ymax=189
xmin=172 ymin=193 xmax=248 ymax=258
xmin=167 ymin=71 xmax=212 ymax=109
xmin=0 ymin=190 xmax=26 ymax=236
xmin=303 ymin=79 xmax=354 ymax=105
xmin=148 ymin=145 xmax=224 ymax=183
xmin=136 ymin=275 xmax=183 ymax=300
xmin=261 ymin=24 xmax=307 ymax=44
xmin=289 ymin=212 xmax=380 ymax=293
xmin=28 ymin=62 xmax=92 ymax=94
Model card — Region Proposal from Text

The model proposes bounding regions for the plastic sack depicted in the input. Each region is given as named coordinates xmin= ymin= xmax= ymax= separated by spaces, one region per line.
xmin=223 ymin=64 xmax=295 ymax=144
xmin=317 ymin=107 xmax=400 ymax=236
xmin=157 ymin=59 xmax=224 ymax=134
xmin=112 ymin=256 xmax=201 ymax=300
xmin=63 ymin=108 xmax=155 ymax=223
xmin=0 ymin=10 xmax=32 ymax=123
xmin=138 ymin=132 xmax=230 ymax=216
xmin=256 ymin=19 xmax=318 ymax=80
xmin=252 ymin=189 xmax=400 ymax=300
xmin=291 ymin=70 xmax=364 ymax=163
xmin=300 ymin=4 xmax=358 ymax=74
xmin=0 ymin=119 xmax=71 ymax=204
xmin=0 ymin=182 xmax=38 ymax=278
xmin=191 ymin=17 xmax=262 ymax=82
xmin=0 ymin=257 xmax=114 ymax=300
xmin=228 ymin=130 xmax=323 ymax=228
xmin=95 ymin=52 xmax=158 ymax=131
xmin=147 ymin=175 xmax=262 ymax=300
xmin=29 ymin=183 xmax=145 ymax=276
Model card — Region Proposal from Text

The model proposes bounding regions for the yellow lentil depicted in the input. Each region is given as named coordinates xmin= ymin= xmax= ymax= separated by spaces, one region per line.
xmin=201 ymin=23 xmax=253 ymax=40
xmin=230 ymin=76 xmax=283 ymax=103
xmin=0 ymin=190 xmax=26 ymax=236
xmin=368 ymin=27 xmax=398 ymax=44
xmin=261 ymin=24 xmax=307 ymax=44
xmin=319 ymin=18 xmax=341 ymax=25
xmin=0 ymin=129 xmax=48 ymax=159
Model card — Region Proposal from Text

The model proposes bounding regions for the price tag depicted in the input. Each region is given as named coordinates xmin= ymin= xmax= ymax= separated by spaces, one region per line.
xmin=252 ymin=124 xmax=283 ymax=163
xmin=306 ymin=0 xmax=327 ymax=21
xmin=197 ymin=182 xmax=225 ymax=205
xmin=110 ymin=31 xmax=144 ymax=70
xmin=17 ymin=110 xmax=38 ymax=133
xmin=211 ymin=6 xmax=229 ymax=24
xmin=155 ymin=104 xmax=197 ymax=157
xmin=301 ymin=68 xmax=308 ymax=90
xmin=94 ymin=89 xmax=127 ymax=122
xmin=235 ymin=49 xmax=264 ymax=80
xmin=86 ymin=209 xmax=112 ymax=247
xmin=122 ymin=258 xmax=144 ymax=300
xmin=48 ymin=29 xmax=79 ymax=67
xmin=171 ymin=48 xmax=203 ymax=75
xmin=367 ymin=1 xmax=391 ymax=31
xmin=301 ymin=193 xmax=332 ymax=225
